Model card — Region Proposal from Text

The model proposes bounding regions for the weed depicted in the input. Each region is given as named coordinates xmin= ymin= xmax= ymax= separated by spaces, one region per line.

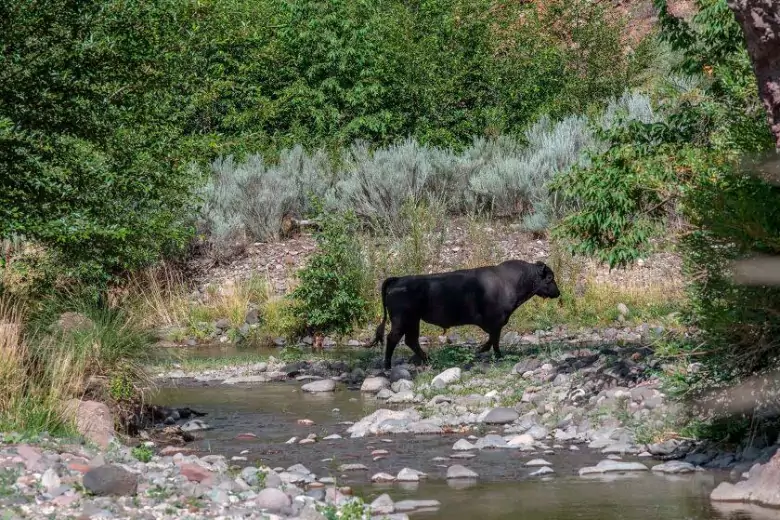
xmin=0 ymin=468 xmax=19 ymax=498
xmin=132 ymin=445 xmax=154 ymax=463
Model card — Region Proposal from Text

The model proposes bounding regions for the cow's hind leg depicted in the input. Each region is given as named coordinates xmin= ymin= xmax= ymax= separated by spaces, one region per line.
xmin=404 ymin=320 xmax=429 ymax=367
xmin=384 ymin=316 xmax=405 ymax=371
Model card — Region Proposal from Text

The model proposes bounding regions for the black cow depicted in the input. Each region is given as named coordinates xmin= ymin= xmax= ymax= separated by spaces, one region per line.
xmin=372 ymin=260 xmax=561 ymax=370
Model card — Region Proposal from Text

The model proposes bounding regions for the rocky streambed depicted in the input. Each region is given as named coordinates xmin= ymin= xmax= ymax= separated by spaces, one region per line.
xmin=135 ymin=342 xmax=780 ymax=520
xmin=6 ymin=341 xmax=778 ymax=519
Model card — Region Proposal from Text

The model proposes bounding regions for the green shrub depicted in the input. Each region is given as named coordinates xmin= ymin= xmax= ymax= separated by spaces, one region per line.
xmin=131 ymin=445 xmax=154 ymax=463
xmin=291 ymin=206 xmax=370 ymax=336
xmin=680 ymin=157 xmax=780 ymax=376
xmin=0 ymin=0 xmax=204 ymax=287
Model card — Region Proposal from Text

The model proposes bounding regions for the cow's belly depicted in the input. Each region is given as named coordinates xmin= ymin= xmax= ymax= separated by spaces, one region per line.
xmin=420 ymin=307 xmax=481 ymax=329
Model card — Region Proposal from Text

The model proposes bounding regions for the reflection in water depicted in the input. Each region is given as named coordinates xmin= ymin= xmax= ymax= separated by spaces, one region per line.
xmin=153 ymin=383 xmax=766 ymax=520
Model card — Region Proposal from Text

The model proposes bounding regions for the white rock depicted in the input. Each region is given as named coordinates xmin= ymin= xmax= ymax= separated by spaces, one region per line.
xmin=301 ymin=379 xmax=336 ymax=393
xmin=431 ymin=368 xmax=461 ymax=389
xmin=530 ymin=466 xmax=555 ymax=477
xmin=371 ymin=493 xmax=395 ymax=515
xmin=447 ymin=465 xmax=479 ymax=479
xmin=371 ymin=472 xmax=397 ymax=483
xmin=526 ymin=459 xmax=552 ymax=467
xmin=452 ymin=439 xmax=476 ymax=451
xmin=579 ymin=460 xmax=649 ymax=476
xmin=396 ymin=468 xmax=426 ymax=482
xmin=361 ymin=377 xmax=391 ymax=393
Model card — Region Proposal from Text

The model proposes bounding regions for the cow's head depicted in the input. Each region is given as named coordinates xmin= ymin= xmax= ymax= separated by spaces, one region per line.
xmin=534 ymin=261 xmax=561 ymax=299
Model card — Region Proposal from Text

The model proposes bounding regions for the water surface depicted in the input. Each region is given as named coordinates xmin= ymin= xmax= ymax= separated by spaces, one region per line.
xmin=152 ymin=383 xmax=764 ymax=520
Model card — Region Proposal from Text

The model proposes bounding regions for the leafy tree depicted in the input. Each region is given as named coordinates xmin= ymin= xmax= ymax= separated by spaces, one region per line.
xmin=0 ymin=0 xmax=203 ymax=286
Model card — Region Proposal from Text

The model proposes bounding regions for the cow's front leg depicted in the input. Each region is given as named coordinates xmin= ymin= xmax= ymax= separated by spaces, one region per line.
xmin=490 ymin=328 xmax=503 ymax=360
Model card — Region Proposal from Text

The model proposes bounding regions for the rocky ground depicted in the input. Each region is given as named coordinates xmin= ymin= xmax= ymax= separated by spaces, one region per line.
xmin=7 ymin=334 xmax=779 ymax=519
xmin=188 ymin=219 xmax=683 ymax=296
xmin=0 ymin=434 xmax=383 ymax=520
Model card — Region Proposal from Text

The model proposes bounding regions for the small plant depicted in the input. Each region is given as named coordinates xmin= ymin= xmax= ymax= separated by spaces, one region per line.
xmin=109 ymin=374 xmax=135 ymax=401
xmin=427 ymin=346 xmax=475 ymax=370
xmin=278 ymin=346 xmax=305 ymax=363
xmin=291 ymin=203 xmax=370 ymax=336
xmin=132 ymin=445 xmax=154 ymax=463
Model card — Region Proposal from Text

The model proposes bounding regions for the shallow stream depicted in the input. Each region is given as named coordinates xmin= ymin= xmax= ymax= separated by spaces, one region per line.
xmin=151 ymin=381 xmax=766 ymax=520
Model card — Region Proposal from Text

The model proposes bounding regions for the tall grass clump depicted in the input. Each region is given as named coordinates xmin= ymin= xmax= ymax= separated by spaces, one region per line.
xmin=0 ymin=294 xmax=157 ymax=434
xmin=27 ymin=298 xmax=156 ymax=404
xmin=0 ymin=295 xmax=155 ymax=434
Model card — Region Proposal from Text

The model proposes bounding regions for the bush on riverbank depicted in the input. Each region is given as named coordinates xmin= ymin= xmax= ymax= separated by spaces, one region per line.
xmin=0 ymin=295 xmax=154 ymax=435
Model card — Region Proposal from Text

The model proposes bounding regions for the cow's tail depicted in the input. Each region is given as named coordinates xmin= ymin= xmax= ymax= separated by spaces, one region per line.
xmin=372 ymin=277 xmax=398 ymax=347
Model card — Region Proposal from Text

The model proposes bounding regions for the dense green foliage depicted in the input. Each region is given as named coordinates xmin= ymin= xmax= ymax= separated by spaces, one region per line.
xmin=554 ymin=0 xmax=779 ymax=381
xmin=291 ymin=207 xmax=370 ymax=336
xmin=0 ymin=0 xmax=204 ymax=286
xmin=1 ymin=0 xmax=646 ymax=290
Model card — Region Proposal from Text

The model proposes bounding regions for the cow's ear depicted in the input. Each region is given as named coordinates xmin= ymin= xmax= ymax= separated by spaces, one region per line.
xmin=535 ymin=261 xmax=546 ymax=275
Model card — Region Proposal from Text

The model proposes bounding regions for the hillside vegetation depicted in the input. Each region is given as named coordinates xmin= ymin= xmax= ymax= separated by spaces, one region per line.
xmin=1 ymin=0 xmax=779 ymax=443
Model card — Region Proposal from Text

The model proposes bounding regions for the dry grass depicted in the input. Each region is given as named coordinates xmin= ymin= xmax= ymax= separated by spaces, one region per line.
xmin=193 ymin=274 xmax=274 ymax=328
xmin=0 ymin=297 xmax=29 ymax=413
xmin=126 ymin=263 xmax=191 ymax=329
xmin=0 ymin=293 xmax=158 ymax=434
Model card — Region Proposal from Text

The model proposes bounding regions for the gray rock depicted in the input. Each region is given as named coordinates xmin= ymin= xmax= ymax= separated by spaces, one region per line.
xmin=82 ymin=465 xmax=138 ymax=496
xmin=617 ymin=303 xmax=630 ymax=316
xmin=446 ymin=465 xmax=478 ymax=479
xmin=407 ymin=421 xmax=443 ymax=434
xmin=376 ymin=388 xmax=395 ymax=400
xmin=181 ymin=419 xmax=211 ymax=432
xmin=361 ymin=377 xmax=390 ymax=393
xmin=301 ymin=379 xmax=336 ymax=393
xmin=476 ymin=434 xmax=507 ymax=449
xmin=389 ymin=366 xmax=412 ymax=383
xmin=256 ymin=487 xmax=291 ymax=511
xmin=396 ymin=468 xmax=426 ymax=482
xmin=651 ymin=461 xmax=696 ymax=474
xmin=371 ymin=472 xmax=396 ymax=483
xmin=647 ymin=439 xmax=682 ymax=457
xmin=512 ymin=358 xmax=542 ymax=374
xmin=685 ymin=452 xmax=716 ymax=466
xmin=579 ymin=460 xmax=649 ymax=476
xmin=215 ymin=318 xmax=231 ymax=330
xmin=338 ymin=463 xmax=368 ymax=472
xmin=41 ymin=468 xmax=61 ymax=492
xmin=452 ymin=439 xmax=476 ymax=451
xmin=223 ymin=375 xmax=271 ymax=385
xmin=393 ymin=499 xmax=441 ymax=513
xmin=601 ymin=444 xmax=640 ymax=455
xmin=431 ymin=368 xmax=461 ymax=389
xmin=245 ymin=310 xmax=259 ymax=325
xmin=526 ymin=459 xmax=552 ymax=467
xmin=391 ymin=379 xmax=414 ymax=393
xmin=387 ymin=390 xmax=415 ymax=404
xmin=482 ymin=407 xmax=519 ymax=425
xmin=530 ymin=466 xmax=555 ymax=477
xmin=527 ymin=425 xmax=549 ymax=440
xmin=371 ymin=493 xmax=395 ymax=515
